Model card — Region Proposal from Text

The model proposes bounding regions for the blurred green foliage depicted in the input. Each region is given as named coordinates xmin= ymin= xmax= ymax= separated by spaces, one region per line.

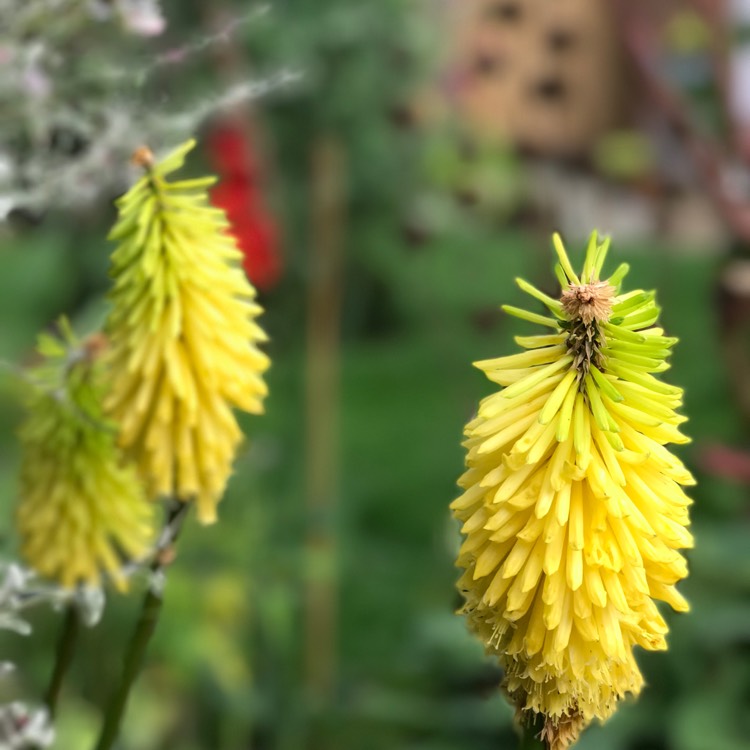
xmin=0 ymin=1 xmax=749 ymax=750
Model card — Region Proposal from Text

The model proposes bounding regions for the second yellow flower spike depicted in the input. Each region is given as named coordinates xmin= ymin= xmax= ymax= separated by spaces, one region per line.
xmin=105 ymin=140 xmax=270 ymax=524
xmin=17 ymin=323 xmax=154 ymax=591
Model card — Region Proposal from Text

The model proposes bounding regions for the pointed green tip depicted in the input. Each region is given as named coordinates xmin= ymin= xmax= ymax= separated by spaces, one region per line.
xmin=551 ymin=233 xmax=581 ymax=285
xmin=586 ymin=230 xmax=598 ymax=254
xmin=582 ymin=230 xmax=601 ymax=283
xmin=152 ymin=138 xmax=199 ymax=178
xmin=608 ymin=262 xmax=630 ymax=288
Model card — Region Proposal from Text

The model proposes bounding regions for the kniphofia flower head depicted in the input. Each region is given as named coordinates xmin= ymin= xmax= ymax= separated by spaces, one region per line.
xmin=16 ymin=321 xmax=154 ymax=591
xmin=105 ymin=140 xmax=270 ymax=524
xmin=452 ymin=232 xmax=694 ymax=749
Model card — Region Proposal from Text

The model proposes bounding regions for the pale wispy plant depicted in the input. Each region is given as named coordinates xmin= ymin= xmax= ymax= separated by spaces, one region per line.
xmin=0 ymin=1 xmax=295 ymax=221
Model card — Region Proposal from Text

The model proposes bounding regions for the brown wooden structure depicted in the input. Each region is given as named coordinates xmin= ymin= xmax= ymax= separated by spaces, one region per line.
xmin=441 ymin=0 xmax=625 ymax=156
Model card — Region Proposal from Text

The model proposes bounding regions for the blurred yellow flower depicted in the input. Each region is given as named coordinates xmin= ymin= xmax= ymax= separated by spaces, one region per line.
xmin=16 ymin=322 xmax=154 ymax=591
xmin=452 ymin=233 xmax=694 ymax=749
xmin=104 ymin=140 xmax=269 ymax=524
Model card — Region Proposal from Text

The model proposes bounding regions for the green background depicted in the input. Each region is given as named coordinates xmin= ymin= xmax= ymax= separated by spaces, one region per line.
xmin=1 ymin=1 xmax=749 ymax=749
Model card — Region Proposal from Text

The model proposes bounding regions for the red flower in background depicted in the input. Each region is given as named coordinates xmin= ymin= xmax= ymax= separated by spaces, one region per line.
xmin=206 ymin=121 xmax=282 ymax=291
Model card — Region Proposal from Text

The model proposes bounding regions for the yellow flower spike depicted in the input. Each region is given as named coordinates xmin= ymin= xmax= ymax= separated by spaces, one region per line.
xmin=104 ymin=140 xmax=270 ymax=524
xmin=16 ymin=321 xmax=154 ymax=591
xmin=452 ymin=232 xmax=694 ymax=750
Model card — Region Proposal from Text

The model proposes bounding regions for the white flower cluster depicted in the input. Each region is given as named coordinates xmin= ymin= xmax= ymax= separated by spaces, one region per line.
xmin=0 ymin=703 xmax=54 ymax=749
xmin=0 ymin=562 xmax=108 ymax=632
xmin=0 ymin=565 xmax=35 ymax=636
xmin=0 ymin=561 xmax=111 ymax=749
xmin=0 ymin=564 xmax=57 ymax=749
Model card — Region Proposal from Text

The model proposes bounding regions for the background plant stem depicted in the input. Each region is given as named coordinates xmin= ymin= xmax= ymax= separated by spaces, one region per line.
xmin=92 ymin=501 xmax=188 ymax=750
xmin=303 ymin=134 xmax=345 ymax=746
xmin=44 ymin=604 xmax=79 ymax=719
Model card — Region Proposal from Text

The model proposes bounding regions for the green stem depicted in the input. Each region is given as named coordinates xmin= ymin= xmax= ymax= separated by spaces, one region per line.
xmin=519 ymin=716 xmax=546 ymax=750
xmin=93 ymin=586 xmax=162 ymax=750
xmin=44 ymin=605 xmax=80 ymax=719
xmin=92 ymin=501 xmax=188 ymax=750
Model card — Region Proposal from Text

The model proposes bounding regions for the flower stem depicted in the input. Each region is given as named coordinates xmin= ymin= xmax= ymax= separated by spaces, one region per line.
xmin=520 ymin=728 xmax=546 ymax=750
xmin=92 ymin=501 xmax=189 ymax=750
xmin=519 ymin=714 xmax=547 ymax=750
xmin=44 ymin=605 xmax=80 ymax=719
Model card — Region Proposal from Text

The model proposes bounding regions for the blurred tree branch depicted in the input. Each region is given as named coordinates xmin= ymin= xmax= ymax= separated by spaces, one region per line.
xmin=615 ymin=0 xmax=750 ymax=430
